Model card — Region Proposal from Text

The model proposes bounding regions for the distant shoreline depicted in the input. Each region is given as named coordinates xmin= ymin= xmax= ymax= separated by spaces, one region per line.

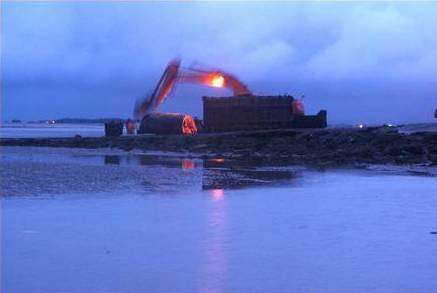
xmin=2 ymin=118 xmax=125 ymax=125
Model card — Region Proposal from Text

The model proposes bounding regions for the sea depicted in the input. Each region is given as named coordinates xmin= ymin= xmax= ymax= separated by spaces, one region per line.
xmin=0 ymin=122 xmax=104 ymax=138
xmin=1 ymin=124 xmax=436 ymax=293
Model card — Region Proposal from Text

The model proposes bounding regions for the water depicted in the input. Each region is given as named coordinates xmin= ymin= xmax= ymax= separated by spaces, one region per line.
xmin=0 ymin=123 xmax=104 ymax=138
xmin=1 ymin=147 xmax=437 ymax=293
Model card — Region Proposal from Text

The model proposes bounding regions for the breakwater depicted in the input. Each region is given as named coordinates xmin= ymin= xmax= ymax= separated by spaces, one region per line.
xmin=1 ymin=127 xmax=436 ymax=166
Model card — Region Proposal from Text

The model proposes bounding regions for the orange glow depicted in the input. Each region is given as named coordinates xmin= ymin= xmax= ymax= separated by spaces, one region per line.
xmin=211 ymin=75 xmax=225 ymax=88
xmin=292 ymin=100 xmax=305 ymax=116
xmin=212 ymin=158 xmax=225 ymax=163
xmin=211 ymin=189 xmax=224 ymax=200
xmin=181 ymin=159 xmax=195 ymax=170
xmin=182 ymin=115 xmax=198 ymax=135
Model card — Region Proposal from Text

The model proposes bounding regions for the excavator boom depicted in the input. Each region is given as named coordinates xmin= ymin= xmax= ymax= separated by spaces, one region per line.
xmin=134 ymin=58 xmax=252 ymax=119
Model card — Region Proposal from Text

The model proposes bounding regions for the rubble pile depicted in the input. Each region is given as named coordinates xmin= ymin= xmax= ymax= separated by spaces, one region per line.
xmin=2 ymin=126 xmax=436 ymax=167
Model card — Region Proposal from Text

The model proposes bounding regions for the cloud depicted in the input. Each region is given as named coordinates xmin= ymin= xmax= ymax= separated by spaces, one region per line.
xmin=2 ymin=2 xmax=437 ymax=122
xmin=304 ymin=5 xmax=437 ymax=80
xmin=4 ymin=2 xmax=437 ymax=82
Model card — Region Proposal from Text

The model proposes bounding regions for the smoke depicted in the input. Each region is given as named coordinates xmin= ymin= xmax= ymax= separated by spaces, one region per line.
xmin=3 ymin=2 xmax=437 ymax=123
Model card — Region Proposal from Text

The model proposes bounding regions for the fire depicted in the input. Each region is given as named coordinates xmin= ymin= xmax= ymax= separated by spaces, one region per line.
xmin=211 ymin=75 xmax=224 ymax=88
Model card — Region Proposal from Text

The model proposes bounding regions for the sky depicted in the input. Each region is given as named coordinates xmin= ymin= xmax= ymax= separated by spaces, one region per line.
xmin=2 ymin=1 xmax=437 ymax=124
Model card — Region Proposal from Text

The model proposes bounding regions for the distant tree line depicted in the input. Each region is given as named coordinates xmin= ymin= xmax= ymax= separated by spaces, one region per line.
xmin=54 ymin=118 xmax=125 ymax=124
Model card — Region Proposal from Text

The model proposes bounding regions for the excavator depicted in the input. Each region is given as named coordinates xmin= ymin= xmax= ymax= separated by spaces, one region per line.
xmin=133 ymin=58 xmax=315 ymax=135
xmin=134 ymin=58 xmax=253 ymax=120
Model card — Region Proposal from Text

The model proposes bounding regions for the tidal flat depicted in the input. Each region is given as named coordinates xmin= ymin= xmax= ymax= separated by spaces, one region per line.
xmin=1 ymin=146 xmax=437 ymax=293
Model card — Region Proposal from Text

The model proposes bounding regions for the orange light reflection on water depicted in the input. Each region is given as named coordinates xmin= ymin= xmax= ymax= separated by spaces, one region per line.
xmin=211 ymin=189 xmax=224 ymax=201
xmin=199 ymin=187 xmax=227 ymax=293
xmin=181 ymin=159 xmax=195 ymax=170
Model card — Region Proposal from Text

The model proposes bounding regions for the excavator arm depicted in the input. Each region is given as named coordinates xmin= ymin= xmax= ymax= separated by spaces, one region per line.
xmin=134 ymin=58 xmax=252 ymax=119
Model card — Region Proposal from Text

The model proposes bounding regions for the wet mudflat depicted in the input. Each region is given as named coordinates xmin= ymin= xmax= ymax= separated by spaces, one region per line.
xmin=1 ymin=147 xmax=437 ymax=293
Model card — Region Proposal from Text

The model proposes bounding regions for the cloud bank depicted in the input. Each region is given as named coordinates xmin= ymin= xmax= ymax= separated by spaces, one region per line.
xmin=3 ymin=2 xmax=437 ymax=123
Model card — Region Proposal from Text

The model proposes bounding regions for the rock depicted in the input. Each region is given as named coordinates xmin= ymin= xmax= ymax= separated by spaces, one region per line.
xmin=1 ymin=128 xmax=436 ymax=166
xmin=404 ymin=144 xmax=424 ymax=155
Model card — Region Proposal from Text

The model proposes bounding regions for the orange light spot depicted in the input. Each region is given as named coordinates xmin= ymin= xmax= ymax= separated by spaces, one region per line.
xmin=292 ymin=100 xmax=305 ymax=116
xmin=211 ymin=189 xmax=224 ymax=200
xmin=211 ymin=75 xmax=224 ymax=88
xmin=181 ymin=159 xmax=195 ymax=170
xmin=182 ymin=116 xmax=198 ymax=135
xmin=212 ymin=158 xmax=225 ymax=163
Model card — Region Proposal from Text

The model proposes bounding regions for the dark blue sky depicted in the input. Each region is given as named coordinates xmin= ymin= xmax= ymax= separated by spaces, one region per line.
xmin=2 ymin=1 xmax=437 ymax=124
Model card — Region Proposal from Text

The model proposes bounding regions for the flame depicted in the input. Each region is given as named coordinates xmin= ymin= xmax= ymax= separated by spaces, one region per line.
xmin=211 ymin=75 xmax=224 ymax=88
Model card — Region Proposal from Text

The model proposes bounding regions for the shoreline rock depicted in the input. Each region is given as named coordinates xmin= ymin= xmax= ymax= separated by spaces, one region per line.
xmin=1 ymin=127 xmax=436 ymax=167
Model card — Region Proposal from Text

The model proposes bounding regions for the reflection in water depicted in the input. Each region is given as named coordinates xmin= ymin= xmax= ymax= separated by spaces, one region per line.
xmin=100 ymin=154 xmax=298 ymax=191
xmin=211 ymin=158 xmax=225 ymax=163
xmin=104 ymin=155 xmax=120 ymax=165
xmin=199 ymin=189 xmax=227 ymax=293
xmin=104 ymin=154 xmax=198 ymax=170
xmin=3 ymin=151 xmax=298 ymax=196
xmin=182 ymin=159 xmax=196 ymax=170
xmin=102 ymin=155 xmax=297 ymax=190
xmin=211 ymin=189 xmax=224 ymax=201
xmin=202 ymin=159 xmax=297 ymax=190
xmin=138 ymin=155 xmax=189 ymax=168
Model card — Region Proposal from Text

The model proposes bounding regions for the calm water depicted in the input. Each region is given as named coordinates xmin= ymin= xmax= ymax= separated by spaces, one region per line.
xmin=1 ymin=146 xmax=437 ymax=293
xmin=0 ymin=123 xmax=104 ymax=138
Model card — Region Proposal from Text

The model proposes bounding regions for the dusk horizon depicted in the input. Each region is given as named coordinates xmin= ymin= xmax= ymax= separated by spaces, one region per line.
xmin=3 ymin=1 xmax=437 ymax=124
xmin=1 ymin=3 xmax=437 ymax=293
